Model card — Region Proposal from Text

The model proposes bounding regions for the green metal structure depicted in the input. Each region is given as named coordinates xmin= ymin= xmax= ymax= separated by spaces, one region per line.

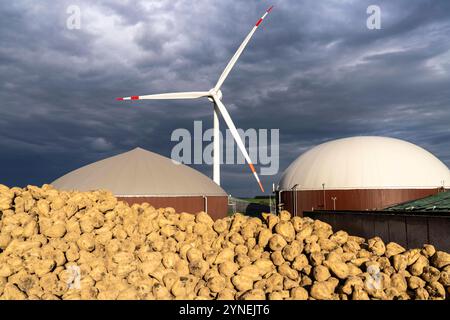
xmin=387 ymin=190 xmax=450 ymax=212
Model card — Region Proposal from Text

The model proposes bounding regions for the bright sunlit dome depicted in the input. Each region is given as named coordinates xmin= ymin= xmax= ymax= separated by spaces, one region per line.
xmin=280 ymin=136 xmax=450 ymax=190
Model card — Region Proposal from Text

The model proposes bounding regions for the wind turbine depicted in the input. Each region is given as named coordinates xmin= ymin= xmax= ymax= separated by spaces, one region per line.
xmin=116 ymin=6 xmax=274 ymax=193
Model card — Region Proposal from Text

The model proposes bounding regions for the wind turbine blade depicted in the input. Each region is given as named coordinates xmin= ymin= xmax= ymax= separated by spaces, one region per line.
xmin=214 ymin=5 xmax=273 ymax=91
xmin=213 ymin=96 xmax=265 ymax=192
xmin=116 ymin=91 xmax=210 ymax=101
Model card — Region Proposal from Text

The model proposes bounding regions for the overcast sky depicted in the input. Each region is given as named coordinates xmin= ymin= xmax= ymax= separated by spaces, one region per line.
xmin=1 ymin=0 xmax=449 ymax=197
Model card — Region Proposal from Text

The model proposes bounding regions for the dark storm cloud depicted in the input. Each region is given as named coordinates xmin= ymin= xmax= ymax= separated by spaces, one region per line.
xmin=0 ymin=0 xmax=449 ymax=197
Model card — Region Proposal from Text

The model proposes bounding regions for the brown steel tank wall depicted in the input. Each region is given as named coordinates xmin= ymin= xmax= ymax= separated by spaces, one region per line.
xmin=280 ymin=188 xmax=441 ymax=216
xmin=117 ymin=196 xmax=228 ymax=220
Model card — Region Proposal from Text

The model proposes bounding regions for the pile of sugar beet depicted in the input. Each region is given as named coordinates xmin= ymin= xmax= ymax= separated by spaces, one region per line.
xmin=0 ymin=185 xmax=449 ymax=300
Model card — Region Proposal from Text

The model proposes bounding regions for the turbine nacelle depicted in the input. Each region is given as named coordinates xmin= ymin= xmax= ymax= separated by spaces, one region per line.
xmin=207 ymin=89 xmax=223 ymax=102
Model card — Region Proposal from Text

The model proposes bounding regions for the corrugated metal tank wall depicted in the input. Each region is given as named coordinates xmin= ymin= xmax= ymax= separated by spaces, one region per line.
xmin=278 ymin=188 xmax=441 ymax=216
xmin=118 ymin=196 xmax=228 ymax=220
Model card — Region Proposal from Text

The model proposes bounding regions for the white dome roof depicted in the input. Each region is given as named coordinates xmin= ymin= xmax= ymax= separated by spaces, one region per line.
xmin=280 ymin=136 xmax=450 ymax=190
xmin=52 ymin=147 xmax=227 ymax=196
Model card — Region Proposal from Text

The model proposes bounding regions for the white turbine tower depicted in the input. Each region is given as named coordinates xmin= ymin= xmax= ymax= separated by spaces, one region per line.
xmin=117 ymin=6 xmax=274 ymax=192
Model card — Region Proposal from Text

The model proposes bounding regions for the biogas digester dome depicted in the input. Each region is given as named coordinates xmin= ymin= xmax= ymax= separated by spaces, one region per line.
xmin=52 ymin=148 xmax=228 ymax=219
xmin=279 ymin=136 xmax=450 ymax=215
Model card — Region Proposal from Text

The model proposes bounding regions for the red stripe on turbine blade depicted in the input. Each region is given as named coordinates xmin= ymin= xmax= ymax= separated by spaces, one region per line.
xmin=258 ymin=181 xmax=265 ymax=193
xmin=248 ymin=163 xmax=264 ymax=192
xmin=255 ymin=18 xmax=263 ymax=26
xmin=131 ymin=96 xmax=139 ymax=100
xmin=116 ymin=97 xmax=124 ymax=101
xmin=267 ymin=5 xmax=274 ymax=13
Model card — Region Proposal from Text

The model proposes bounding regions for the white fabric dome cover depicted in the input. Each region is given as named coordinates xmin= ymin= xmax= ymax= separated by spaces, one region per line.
xmin=280 ymin=136 xmax=450 ymax=190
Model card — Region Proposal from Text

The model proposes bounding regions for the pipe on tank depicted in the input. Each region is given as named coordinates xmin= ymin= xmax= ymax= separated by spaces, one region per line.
xmin=203 ymin=195 xmax=208 ymax=213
